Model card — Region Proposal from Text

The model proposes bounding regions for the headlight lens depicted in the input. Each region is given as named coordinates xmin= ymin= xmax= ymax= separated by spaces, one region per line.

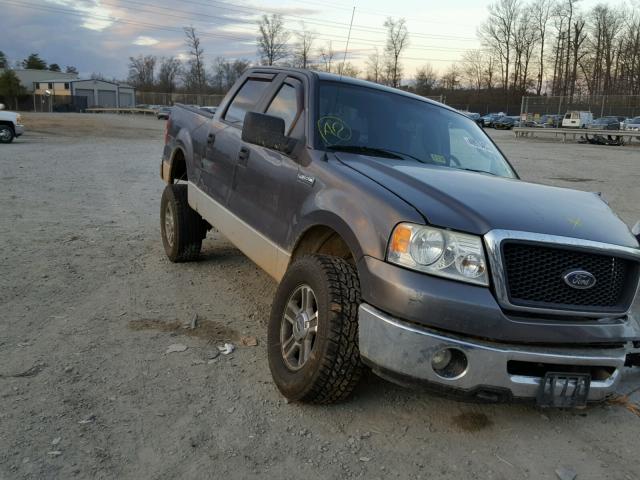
xmin=387 ymin=223 xmax=489 ymax=286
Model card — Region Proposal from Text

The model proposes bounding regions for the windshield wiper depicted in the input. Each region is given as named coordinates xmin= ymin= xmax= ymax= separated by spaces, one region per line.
xmin=456 ymin=167 xmax=497 ymax=176
xmin=326 ymin=145 xmax=404 ymax=160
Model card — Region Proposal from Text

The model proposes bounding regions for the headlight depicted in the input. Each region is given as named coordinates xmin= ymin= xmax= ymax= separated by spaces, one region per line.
xmin=387 ymin=223 xmax=489 ymax=286
xmin=16 ymin=114 xmax=22 ymax=124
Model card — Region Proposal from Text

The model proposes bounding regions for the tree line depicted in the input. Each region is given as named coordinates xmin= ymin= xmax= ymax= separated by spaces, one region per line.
xmin=125 ymin=15 xmax=409 ymax=95
xmin=464 ymin=0 xmax=640 ymax=98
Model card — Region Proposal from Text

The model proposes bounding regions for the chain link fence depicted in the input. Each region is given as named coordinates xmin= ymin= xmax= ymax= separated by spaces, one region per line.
xmin=521 ymin=95 xmax=640 ymax=120
xmin=22 ymin=94 xmax=88 ymax=113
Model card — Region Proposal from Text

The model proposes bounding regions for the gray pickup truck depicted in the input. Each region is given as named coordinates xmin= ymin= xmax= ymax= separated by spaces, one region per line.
xmin=160 ymin=67 xmax=640 ymax=407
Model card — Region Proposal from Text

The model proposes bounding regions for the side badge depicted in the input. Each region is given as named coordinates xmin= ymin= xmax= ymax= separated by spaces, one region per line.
xmin=297 ymin=173 xmax=315 ymax=186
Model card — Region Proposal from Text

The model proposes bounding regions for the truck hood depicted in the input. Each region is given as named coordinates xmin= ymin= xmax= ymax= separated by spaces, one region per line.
xmin=336 ymin=152 xmax=638 ymax=248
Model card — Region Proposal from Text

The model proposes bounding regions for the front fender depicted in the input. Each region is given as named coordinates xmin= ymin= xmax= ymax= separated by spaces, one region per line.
xmin=289 ymin=167 xmax=424 ymax=263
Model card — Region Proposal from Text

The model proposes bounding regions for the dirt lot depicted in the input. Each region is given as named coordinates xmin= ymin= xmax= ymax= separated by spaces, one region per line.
xmin=1 ymin=113 xmax=639 ymax=480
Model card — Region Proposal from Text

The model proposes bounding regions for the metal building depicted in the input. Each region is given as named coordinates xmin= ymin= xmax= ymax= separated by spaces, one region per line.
xmin=68 ymin=80 xmax=136 ymax=108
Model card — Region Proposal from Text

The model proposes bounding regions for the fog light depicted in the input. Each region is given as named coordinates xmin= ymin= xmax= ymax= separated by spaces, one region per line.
xmin=431 ymin=348 xmax=468 ymax=379
xmin=431 ymin=349 xmax=453 ymax=370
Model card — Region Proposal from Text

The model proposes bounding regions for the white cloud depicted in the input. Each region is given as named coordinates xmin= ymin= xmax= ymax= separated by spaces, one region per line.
xmin=134 ymin=36 xmax=159 ymax=46
xmin=47 ymin=0 xmax=114 ymax=31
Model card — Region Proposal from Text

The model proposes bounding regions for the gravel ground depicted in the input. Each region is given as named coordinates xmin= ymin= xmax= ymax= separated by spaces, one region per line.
xmin=1 ymin=113 xmax=639 ymax=480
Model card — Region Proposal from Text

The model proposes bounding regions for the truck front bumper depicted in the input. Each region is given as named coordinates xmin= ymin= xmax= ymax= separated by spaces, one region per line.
xmin=15 ymin=124 xmax=24 ymax=137
xmin=359 ymin=304 xmax=634 ymax=403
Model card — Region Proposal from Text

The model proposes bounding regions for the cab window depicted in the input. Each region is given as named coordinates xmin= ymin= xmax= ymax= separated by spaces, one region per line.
xmin=225 ymin=78 xmax=271 ymax=126
xmin=265 ymin=82 xmax=301 ymax=134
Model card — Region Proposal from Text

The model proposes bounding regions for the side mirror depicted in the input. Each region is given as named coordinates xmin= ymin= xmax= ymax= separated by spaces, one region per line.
xmin=242 ymin=112 xmax=297 ymax=155
xmin=0 ymin=103 xmax=4 ymax=111
xmin=632 ymin=220 xmax=640 ymax=244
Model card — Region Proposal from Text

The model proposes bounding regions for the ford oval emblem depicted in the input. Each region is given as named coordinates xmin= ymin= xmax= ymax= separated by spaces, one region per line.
xmin=563 ymin=270 xmax=597 ymax=290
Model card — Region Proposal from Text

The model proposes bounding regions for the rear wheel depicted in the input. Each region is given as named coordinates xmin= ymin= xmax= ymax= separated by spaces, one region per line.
xmin=0 ymin=125 xmax=14 ymax=144
xmin=268 ymin=255 xmax=363 ymax=404
xmin=160 ymin=183 xmax=204 ymax=262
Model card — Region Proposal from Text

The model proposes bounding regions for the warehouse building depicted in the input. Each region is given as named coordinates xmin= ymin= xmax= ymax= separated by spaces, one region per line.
xmin=5 ymin=68 xmax=79 ymax=92
xmin=33 ymin=79 xmax=136 ymax=108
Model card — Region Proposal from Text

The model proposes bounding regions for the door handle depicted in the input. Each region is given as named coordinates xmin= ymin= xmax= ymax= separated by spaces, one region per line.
xmin=238 ymin=146 xmax=250 ymax=166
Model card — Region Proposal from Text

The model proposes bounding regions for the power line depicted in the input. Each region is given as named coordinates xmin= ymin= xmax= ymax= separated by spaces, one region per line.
xmin=100 ymin=0 xmax=480 ymax=53
xmin=2 ymin=0 xmax=473 ymax=64
xmin=171 ymin=0 xmax=478 ymax=41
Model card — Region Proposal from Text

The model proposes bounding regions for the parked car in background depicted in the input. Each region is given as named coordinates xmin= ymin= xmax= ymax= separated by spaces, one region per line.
xmin=479 ymin=113 xmax=506 ymax=128
xmin=157 ymin=106 xmax=172 ymax=120
xmin=588 ymin=117 xmax=620 ymax=130
xmin=459 ymin=111 xmax=484 ymax=126
xmin=611 ymin=116 xmax=627 ymax=129
xmin=200 ymin=106 xmax=218 ymax=114
xmin=493 ymin=116 xmax=517 ymax=130
xmin=623 ymin=116 xmax=640 ymax=131
xmin=0 ymin=104 xmax=25 ymax=144
xmin=561 ymin=111 xmax=593 ymax=128
xmin=536 ymin=114 xmax=563 ymax=128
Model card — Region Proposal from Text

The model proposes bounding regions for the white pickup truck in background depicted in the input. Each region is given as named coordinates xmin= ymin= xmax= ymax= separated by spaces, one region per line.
xmin=0 ymin=103 xmax=24 ymax=144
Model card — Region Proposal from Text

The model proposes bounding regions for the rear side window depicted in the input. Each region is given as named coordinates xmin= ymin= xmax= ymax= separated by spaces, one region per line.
xmin=225 ymin=79 xmax=271 ymax=125
xmin=266 ymin=83 xmax=300 ymax=134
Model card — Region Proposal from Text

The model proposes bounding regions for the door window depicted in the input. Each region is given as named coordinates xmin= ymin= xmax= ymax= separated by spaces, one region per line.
xmin=225 ymin=79 xmax=271 ymax=126
xmin=265 ymin=83 xmax=300 ymax=134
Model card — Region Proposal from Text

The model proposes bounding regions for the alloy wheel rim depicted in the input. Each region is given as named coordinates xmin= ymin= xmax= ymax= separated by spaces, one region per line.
xmin=280 ymin=284 xmax=318 ymax=371
xmin=0 ymin=128 xmax=10 ymax=141
xmin=164 ymin=204 xmax=175 ymax=247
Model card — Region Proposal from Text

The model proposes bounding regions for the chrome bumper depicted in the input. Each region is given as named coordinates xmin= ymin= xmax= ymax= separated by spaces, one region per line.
xmin=15 ymin=124 xmax=24 ymax=136
xmin=359 ymin=304 xmax=632 ymax=402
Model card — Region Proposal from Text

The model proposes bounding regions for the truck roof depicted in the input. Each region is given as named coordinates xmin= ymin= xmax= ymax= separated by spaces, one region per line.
xmin=244 ymin=66 xmax=454 ymax=112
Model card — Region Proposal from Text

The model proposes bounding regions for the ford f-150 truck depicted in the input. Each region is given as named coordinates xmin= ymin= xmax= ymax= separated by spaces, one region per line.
xmin=159 ymin=68 xmax=640 ymax=407
xmin=0 ymin=104 xmax=24 ymax=143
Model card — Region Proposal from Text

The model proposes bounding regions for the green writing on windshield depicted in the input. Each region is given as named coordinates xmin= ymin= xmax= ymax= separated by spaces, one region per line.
xmin=317 ymin=116 xmax=352 ymax=145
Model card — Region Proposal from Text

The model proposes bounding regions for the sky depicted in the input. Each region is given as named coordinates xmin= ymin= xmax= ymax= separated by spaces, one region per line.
xmin=0 ymin=0 xmax=615 ymax=81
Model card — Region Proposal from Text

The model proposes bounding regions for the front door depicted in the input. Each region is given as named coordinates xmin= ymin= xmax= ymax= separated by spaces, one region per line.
xmin=228 ymin=77 xmax=305 ymax=248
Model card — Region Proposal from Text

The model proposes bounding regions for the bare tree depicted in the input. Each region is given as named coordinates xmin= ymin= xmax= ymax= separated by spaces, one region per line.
xmin=365 ymin=48 xmax=383 ymax=83
xmin=383 ymin=17 xmax=409 ymax=87
xmin=319 ymin=41 xmax=336 ymax=73
xmin=257 ymin=14 xmax=290 ymax=66
xmin=158 ymin=57 xmax=182 ymax=94
xmin=293 ymin=23 xmax=315 ymax=69
xmin=336 ymin=62 xmax=360 ymax=78
xmin=479 ymin=0 xmax=521 ymax=91
xmin=414 ymin=64 xmax=438 ymax=95
xmin=440 ymin=64 xmax=462 ymax=90
xmin=184 ymin=26 xmax=206 ymax=93
xmin=212 ymin=57 xmax=251 ymax=92
xmin=128 ymin=55 xmax=157 ymax=89
xmin=531 ymin=0 xmax=553 ymax=94
xmin=461 ymin=50 xmax=487 ymax=91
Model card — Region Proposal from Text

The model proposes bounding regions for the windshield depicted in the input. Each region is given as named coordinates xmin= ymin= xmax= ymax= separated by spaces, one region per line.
xmin=316 ymin=81 xmax=516 ymax=178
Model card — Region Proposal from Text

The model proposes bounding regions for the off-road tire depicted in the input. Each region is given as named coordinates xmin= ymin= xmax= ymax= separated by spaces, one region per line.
xmin=160 ymin=183 xmax=204 ymax=262
xmin=0 ymin=125 xmax=14 ymax=144
xmin=268 ymin=255 xmax=363 ymax=404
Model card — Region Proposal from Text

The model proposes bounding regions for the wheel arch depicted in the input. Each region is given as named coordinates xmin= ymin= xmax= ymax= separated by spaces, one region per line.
xmin=168 ymin=146 xmax=188 ymax=183
xmin=288 ymin=211 xmax=370 ymax=276
xmin=0 ymin=120 xmax=15 ymax=133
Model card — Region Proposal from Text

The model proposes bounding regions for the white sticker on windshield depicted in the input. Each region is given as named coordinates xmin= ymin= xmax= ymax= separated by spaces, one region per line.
xmin=464 ymin=136 xmax=492 ymax=152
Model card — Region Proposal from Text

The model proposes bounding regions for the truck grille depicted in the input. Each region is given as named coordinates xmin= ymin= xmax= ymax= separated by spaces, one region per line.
xmin=502 ymin=242 xmax=637 ymax=313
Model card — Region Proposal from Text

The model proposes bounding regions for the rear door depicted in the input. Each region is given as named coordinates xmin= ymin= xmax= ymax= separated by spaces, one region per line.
xmin=228 ymin=76 xmax=305 ymax=247
xmin=197 ymin=74 xmax=275 ymax=205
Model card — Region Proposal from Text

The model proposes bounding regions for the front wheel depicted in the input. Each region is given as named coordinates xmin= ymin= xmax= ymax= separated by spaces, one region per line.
xmin=268 ymin=255 xmax=363 ymax=404
xmin=0 ymin=125 xmax=14 ymax=144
